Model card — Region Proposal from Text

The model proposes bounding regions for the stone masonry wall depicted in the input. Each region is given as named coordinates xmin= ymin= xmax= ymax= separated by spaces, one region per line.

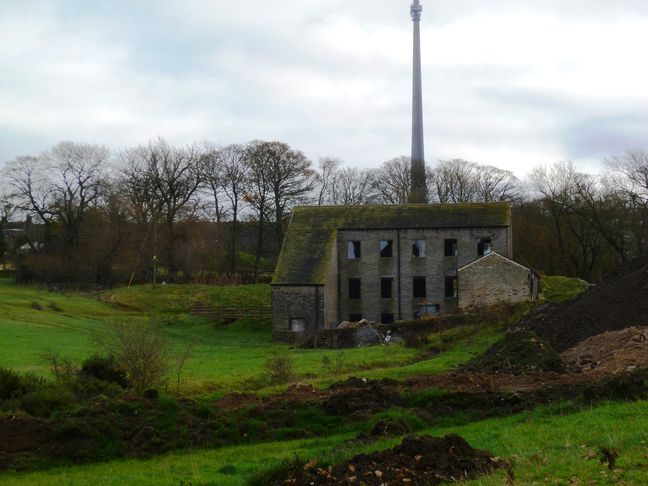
xmin=336 ymin=226 xmax=510 ymax=323
xmin=457 ymin=253 xmax=535 ymax=309
xmin=272 ymin=285 xmax=324 ymax=332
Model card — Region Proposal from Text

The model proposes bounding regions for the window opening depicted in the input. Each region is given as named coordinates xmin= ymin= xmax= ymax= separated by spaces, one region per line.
xmin=289 ymin=318 xmax=306 ymax=333
xmin=415 ymin=304 xmax=440 ymax=319
xmin=349 ymin=313 xmax=363 ymax=322
xmin=477 ymin=238 xmax=492 ymax=257
xmin=381 ymin=313 xmax=395 ymax=324
xmin=444 ymin=239 xmax=458 ymax=257
xmin=381 ymin=277 xmax=393 ymax=299
xmin=348 ymin=278 xmax=361 ymax=299
xmin=445 ymin=276 xmax=458 ymax=298
xmin=413 ymin=276 xmax=426 ymax=298
xmin=380 ymin=240 xmax=393 ymax=258
xmin=348 ymin=240 xmax=361 ymax=259
xmin=412 ymin=239 xmax=426 ymax=257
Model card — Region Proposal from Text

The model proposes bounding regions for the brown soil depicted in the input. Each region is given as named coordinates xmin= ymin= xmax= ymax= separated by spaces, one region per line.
xmin=464 ymin=330 xmax=564 ymax=374
xmin=324 ymin=378 xmax=404 ymax=416
xmin=0 ymin=416 xmax=52 ymax=454
xmin=272 ymin=434 xmax=509 ymax=485
xmin=520 ymin=256 xmax=648 ymax=352
xmin=561 ymin=327 xmax=648 ymax=374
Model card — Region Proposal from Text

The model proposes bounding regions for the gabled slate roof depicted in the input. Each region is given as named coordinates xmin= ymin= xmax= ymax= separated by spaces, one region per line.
xmin=272 ymin=203 xmax=511 ymax=285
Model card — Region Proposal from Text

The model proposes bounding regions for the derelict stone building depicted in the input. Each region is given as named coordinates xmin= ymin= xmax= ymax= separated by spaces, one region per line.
xmin=271 ymin=202 xmax=537 ymax=336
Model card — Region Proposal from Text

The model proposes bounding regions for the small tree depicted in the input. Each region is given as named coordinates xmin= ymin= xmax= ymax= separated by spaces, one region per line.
xmin=93 ymin=322 xmax=170 ymax=392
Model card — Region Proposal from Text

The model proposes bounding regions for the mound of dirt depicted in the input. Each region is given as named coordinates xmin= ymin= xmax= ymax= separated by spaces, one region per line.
xmin=272 ymin=434 xmax=509 ymax=485
xmin=323 ymin=380 xmax=404 ymax=416
xmin=0 ymin=416 xmax=52 ymax=453
xmin=520 ymin=257 xmax=648 ymax=352
xmin=465 ymin=330 xmax=564 ymax=374
xmin=561 ymin=327 xmax=648 ymax=374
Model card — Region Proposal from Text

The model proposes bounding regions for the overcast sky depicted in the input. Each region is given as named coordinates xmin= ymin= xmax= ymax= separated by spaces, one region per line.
xmin=1 ymin=0 xmax=647 ymax=175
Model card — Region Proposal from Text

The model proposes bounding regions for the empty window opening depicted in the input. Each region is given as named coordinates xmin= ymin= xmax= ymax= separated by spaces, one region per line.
xmin=412 ymin=239 xmax=426 ymax=257
xmin=415 ymin=304 xmax=440 ymax=319
xmin=381 ymin=278 xmax=393 ymax=299
xmin=349 ymin=313 xmax=363 ymax=322
xmin=477 ymin=238 xmax=492 ymax=257
xmin=348 ymin=240 xmax=361 ymax=259
xmin=380 ymin=240 xmax=393 ymax=258
xmin=348 ymin=278 xmax=361 ymax=299
xmin=381 ymin=313 xmax=395 ymax=324
xmin=413 ymin=276 xmax=426 ymax=298
xmin=444 ymin=239 xmax=458 ymax=257
xmin=290 ymin=318 xmax=306 ymax=333
xmin=445 ymin=276 xmax=458 ymax=298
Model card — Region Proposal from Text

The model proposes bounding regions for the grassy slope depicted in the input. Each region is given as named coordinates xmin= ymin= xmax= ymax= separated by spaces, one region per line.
xmin=2 ymin=280 xmax=494 ymax=393
xmin=4 ymin=401 xmax=647 ymax=485
xmin=541 ymin=275 xmax=590 ymax=303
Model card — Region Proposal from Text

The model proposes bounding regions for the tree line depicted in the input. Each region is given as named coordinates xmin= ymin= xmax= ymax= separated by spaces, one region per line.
xmin=1 ymin=139 xmax=646 ymax=284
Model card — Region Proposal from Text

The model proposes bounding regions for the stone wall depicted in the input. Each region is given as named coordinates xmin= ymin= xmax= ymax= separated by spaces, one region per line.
xmin=271 ymin=285 xmax=324 ymax=332
xmin=336 ymin=226 xmax=510 ymax=323
xmin=457 ymin=253 xmax=537 ymax=309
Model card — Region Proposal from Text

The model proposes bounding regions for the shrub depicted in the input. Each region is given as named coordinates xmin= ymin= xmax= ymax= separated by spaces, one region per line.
xmin=0 ymin=367 xmax=24 ymax=400
xmin=92 ymin=322 xmax=171 ymax=392
xmin=322 ymin=353 xmax=345 ymax=375
xmin=19 ymin=386 xmax=74 ymax=418
xmin=264 ymin=356 xmax=295 ymax=385
xmin=80 ymin=354 xmax=129 ymax=388
xmin=44 ymin=351 xmax=78 ymax=384
xmin=0 ymin=367 xmax=44 ymax=401
xmin=69 ymin=376 xmax=123 ymax=400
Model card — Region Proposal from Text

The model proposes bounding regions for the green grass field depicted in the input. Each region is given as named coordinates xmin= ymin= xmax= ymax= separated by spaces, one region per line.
xmin=3 ymin=401 xmax=646 ymax=485
xmin=0 ymin=279 xmax=496 ymax=394
xmin=3 ymin=276 xmax=642 ymax=485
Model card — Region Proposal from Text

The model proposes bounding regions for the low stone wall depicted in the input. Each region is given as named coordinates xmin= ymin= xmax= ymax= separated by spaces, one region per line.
xmin=272 ymin=329 xmax=357 ymax=348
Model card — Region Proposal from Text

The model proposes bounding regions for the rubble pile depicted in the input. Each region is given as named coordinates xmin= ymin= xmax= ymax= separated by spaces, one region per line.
xmin=561 ymin=327 xmax=648 ymax=374
xmin=272 ymin=435 xmax=509 ymax=485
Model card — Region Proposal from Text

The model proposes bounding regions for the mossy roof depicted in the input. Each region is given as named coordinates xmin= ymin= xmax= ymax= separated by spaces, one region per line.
xmin=272 ymin=203 xmax=511 ymax=285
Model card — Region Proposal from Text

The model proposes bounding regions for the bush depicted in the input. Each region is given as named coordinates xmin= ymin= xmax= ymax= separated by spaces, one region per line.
xmin=80 ymin=354 xmax=129 ymax=388
xmin=264 ymin=356 xmax=295 ymax=385
xmin=0 ymin=367 xmax=44 ymax=401
xmin=19 ymin=386 xmax=75 ymax=418
xmin=92 ymin=322 xmax=171 ymax=392
xmin=69 ymin=376 xmax=123 ymax=400
xmin=322 ymin=353 xmax=345 ymax=375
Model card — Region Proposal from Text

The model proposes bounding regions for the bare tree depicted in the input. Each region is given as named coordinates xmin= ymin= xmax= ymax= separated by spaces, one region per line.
xmin=199 ymin=143 xmax=228 ymax=224
xmin=2 ymin=155 xmax=57 ymax=247
xmin=264 ymin=141 xmax=316 ymax=242
xmin=3 ymin=142 xmax=109 ymax=253
xmin=373 ymin=156 xmax=411 ymax=204
xmin=429 ymin=159 xmax=479 ymax=203
xmin=603 ymin=149 xmax=648 ymax=256
xmin=44 ymin=142 xmax=110 ymax=251
xmin=328 ymin=167 xmax=376 ymax=205
xmin=529 ymin=162 xmax=603 ymax=279
xmin=244 ymin=141 xmax=274 ymax=282
xmin=217 ymin=144 xmax=249 ymax=275
xmin=121 ymin=139 xmax=202 ymax=281
xmin=475 ymin=165 xmax=521 ymax=202
xmin=315 ymin=156 xmax=341 ymax=205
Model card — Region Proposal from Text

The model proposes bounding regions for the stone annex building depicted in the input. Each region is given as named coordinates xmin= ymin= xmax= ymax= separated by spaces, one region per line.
xmin=271 ymin=202 xmax=539 ymax=336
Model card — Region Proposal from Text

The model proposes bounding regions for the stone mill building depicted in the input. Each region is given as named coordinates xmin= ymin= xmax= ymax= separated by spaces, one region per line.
xmin=271 ymin=202 xmax=539 ymax=336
